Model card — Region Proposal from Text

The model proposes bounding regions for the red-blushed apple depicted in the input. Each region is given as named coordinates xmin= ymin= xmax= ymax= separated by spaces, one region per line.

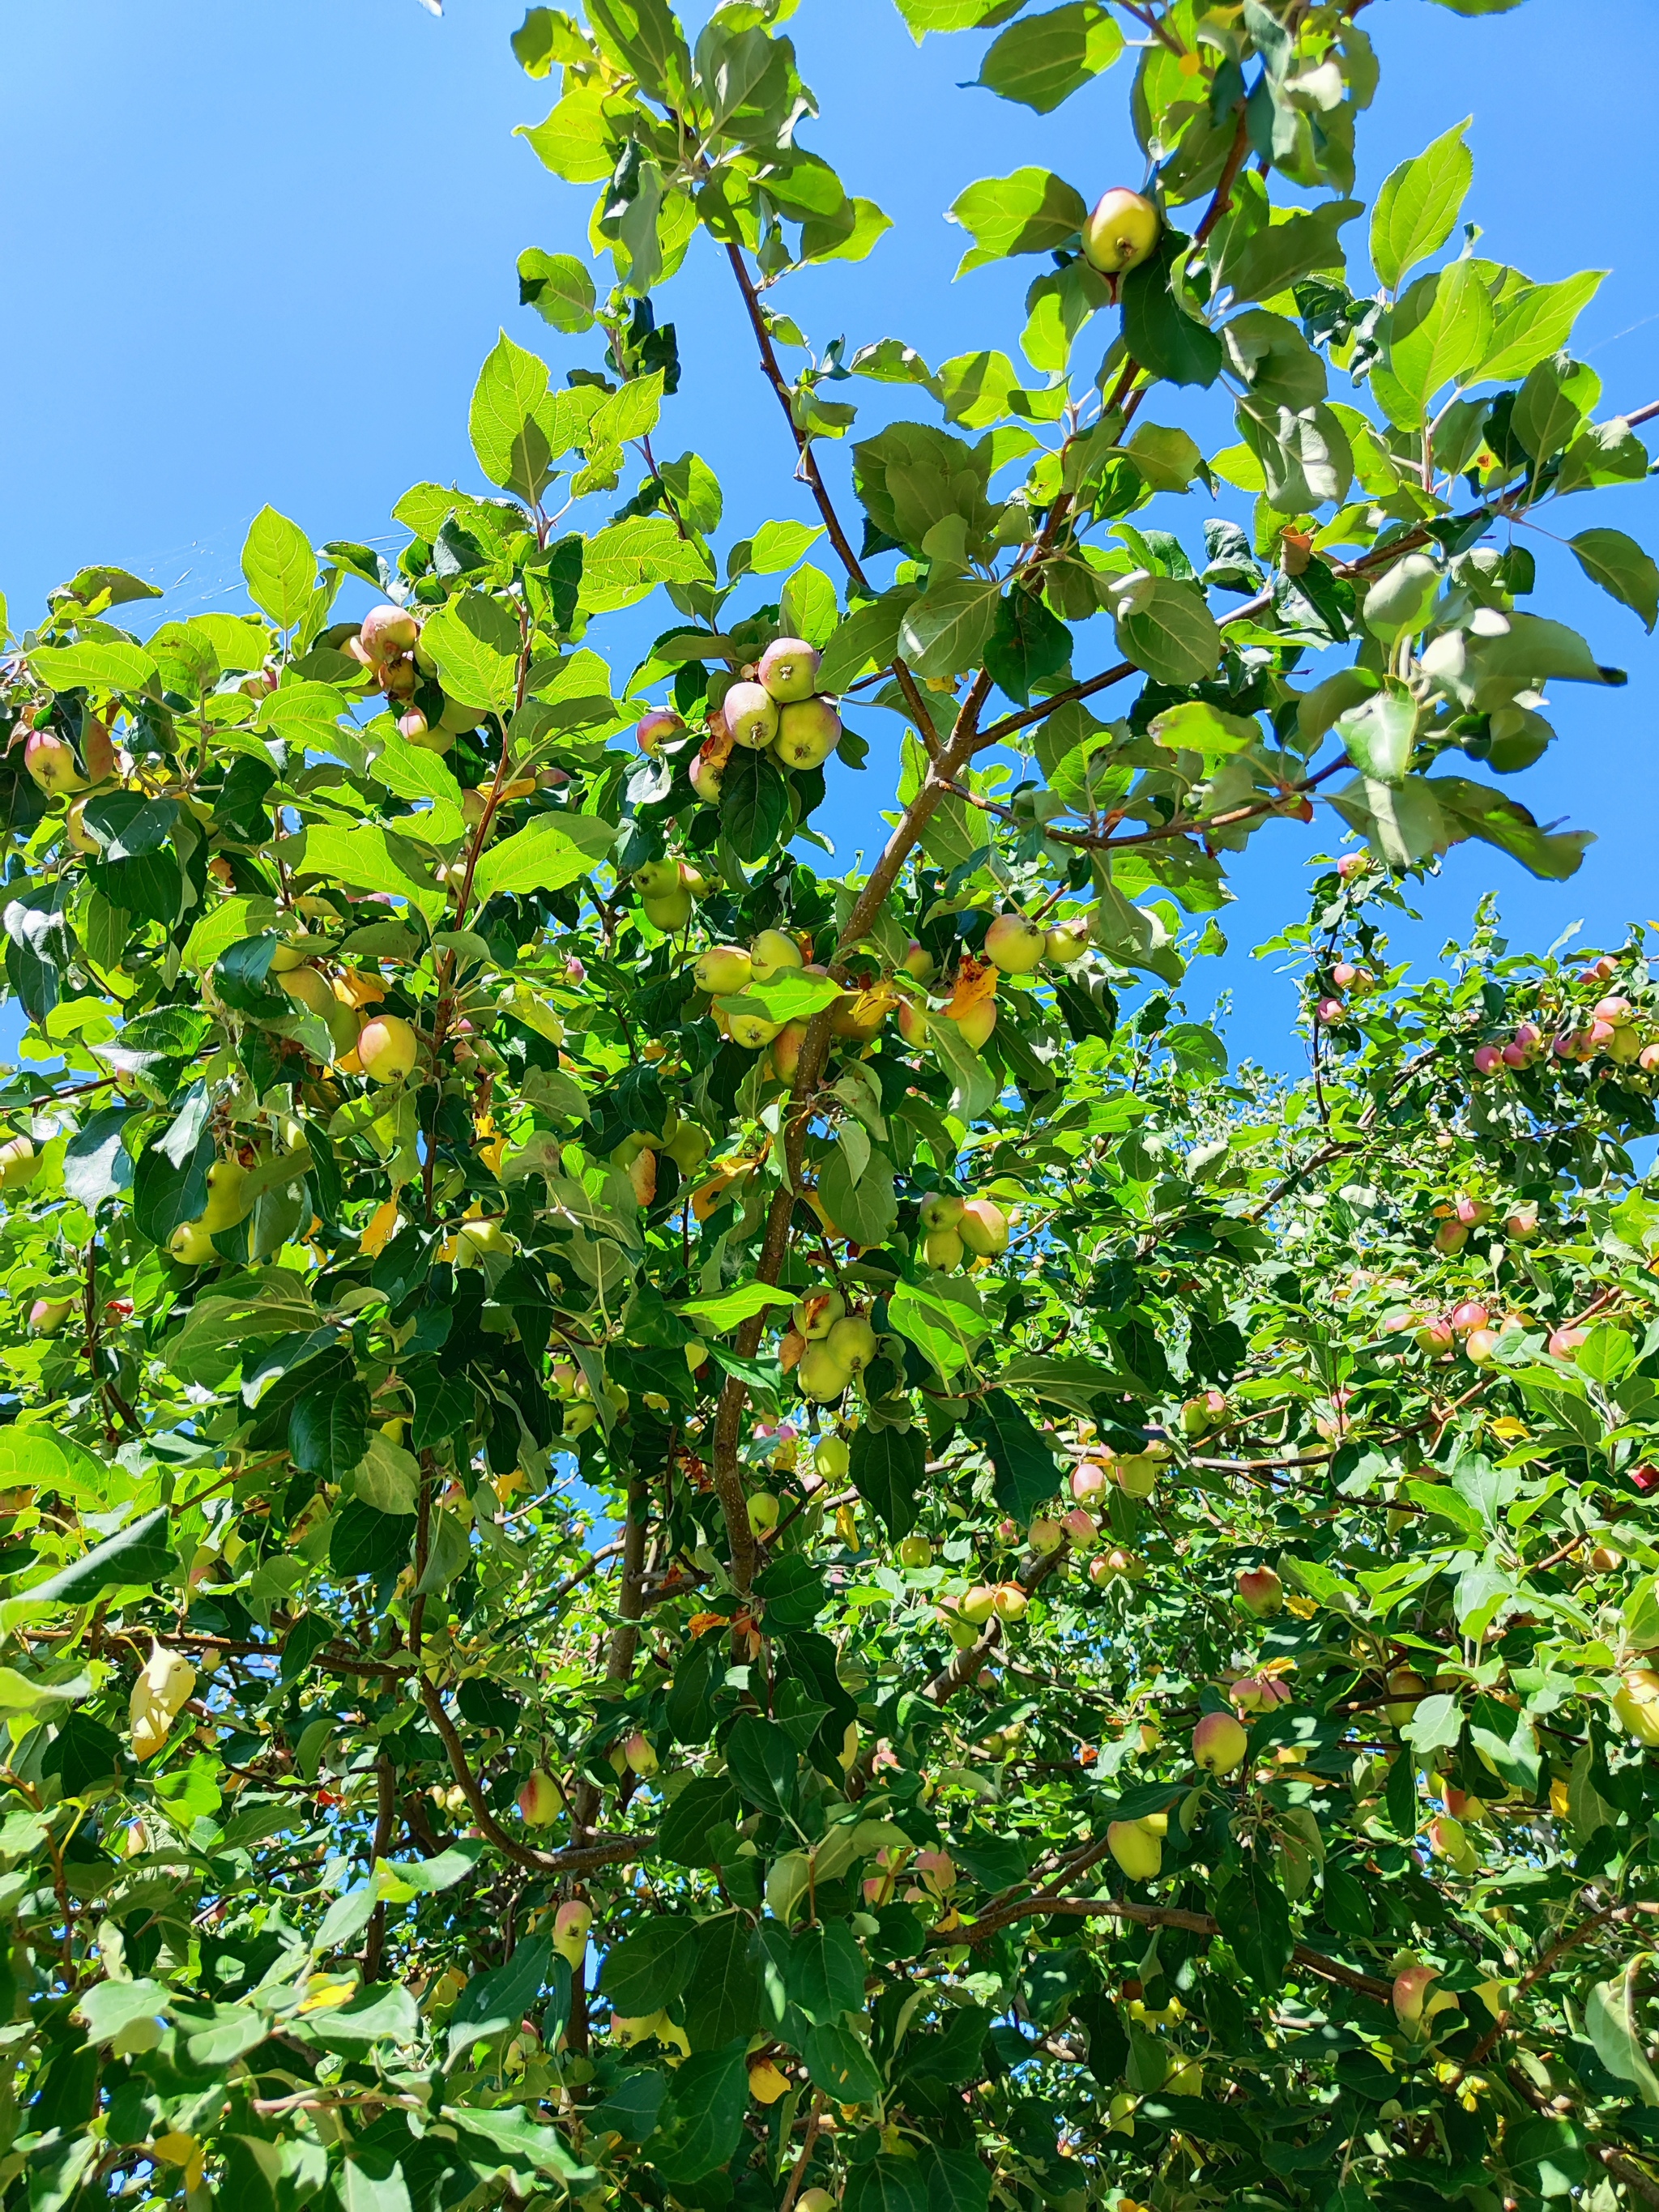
xmin=1192 ymin=1710 xmax=1248 ymax=1775
xmin=959 ymin=1198 xmax=1009 ymax=1256
xmin=1549 ymin=1326 xmax=1588 ymax=1362
xmin=552 ymin=1899 xmax=591 ymax=1965
xmin=1230 ymin=1673 xmax=1290 ymax=1715
xmin=1472 ymin=1044 xmax=1503 ymax=1076
xmin=902 ymin=940 xmax=936 ymax=982
xmin=1081 ymin=186 xmax=1160 ymax=279
xmin=1428 ymin=1812 xmax=1476 ymax=1871
xmin=636 ymin=707 xmax=686 ymax=753
xmin=992 ymin=1583 xmax=1029 ymax=1621
xmin=722 ymin=680 xmax=779 ymax=748
xmin=949 ymin=998 xmax=997 ymax=1050
xmin=1315 ymin=995 xmax=1344 ymax=1025
xmin=358 ymin=1016 xmax=419 ymax=1084
xmin=1415 ymin=1317 xmax=1454 ymax=1355
xmin=693 ymin=944 xmax=753 ymax=995
xmin=1392 ymin=1963 xmax=1439 ymax=2032
xmin=1180 ymin=1387 xmax=1227 ymax=1435
xmin=622 ymin=1731 xmax=657 ymax=1776
xmin=958 ymin=1585 xmax=996 ymax=1626
xmin=1434 ymin=1221 xmax=1469 ymax=1255
xmin=757 ymin=637 xmax=821 ymax=703
xmin=1465 ymin=1327 xmax=1499 ymax=1364
xmin=690 ymin=749 xmax=724 ymax=802
xmin=771 ymin=1020 xmax=808 ymax=1081
xmin=984 ymin=912 xmax=1046 ymax=974
xmin=1337 ymin=852 xmax=1367 ymax=880
xmin=1028 ymin=1516 xmax=1064 ymax=1554
xmin=1236 ymin=1566 xmax=1282 ymax=1617
xmin=359 ymin=604 xmax=420 ymax=663
xmin=1454 ymin=1192 xmax=1491 ymax=1226
xmin=28 ymin=1298 xmax=73 ymax=1336
xmin=1449 ymin=1301 xmax=1488 ymax=1335
xmin=1071 ymin=1461 xmax=1109 ymax=1504
xmin=1107 ymin=1817 xmax=1162 ymax=1881
xmin=23 ymin=730 xmax=88 ymax=797
xmin=1061 ymin=1507 xmax=1098 ymax=1549
xmin=518 ymin=1771 xmax=561 ymax=1825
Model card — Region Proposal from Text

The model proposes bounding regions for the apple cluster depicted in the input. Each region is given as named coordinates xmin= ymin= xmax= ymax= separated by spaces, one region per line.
xmin=348 ymin=602 xmax=480 ymax=755
xmin=634 ymin=633 xmax=843 ymax=808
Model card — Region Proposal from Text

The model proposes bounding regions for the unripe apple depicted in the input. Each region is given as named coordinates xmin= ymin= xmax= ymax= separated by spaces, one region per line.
xmin=1107 ymin=1817 xmax=1162 ymax=1882
xmin=1315 ymin=995 xmax=1344 ymax=1026
xmin=992 ymin=1582 xmax=1028 ymax=1621
xmin=949 ymin=999 xmax=996 ymax=1050
xmin=902 ymin=940 xmax=936 ymax=983
xmin=958 ymin=1199 xmax=1009 ymax=1257
xmin=24 ymin=729 xmax=89 ymax=796
xmin=1192 ymin=1711 xmax=1248 ymax=1776
xmin=1180 ymin=1388 xmax=1227 ymax=1436
xmin=774 ymin=697 xmax=842 ymax=770
xmin=1337 ymin=851 xmax=1367 ymax=880
xmin=919 ymin=1191 xmax=965 ymax=1234
xmin=29 ymin=1297 xmax=73 ymax=1336
xmin=1236 ymin=1566 xmax=1282 ymax=1618
xmin=1045 ymin=921 xmax=1090 ymax=966
xmin=358 ymin=1016 xmax=419 ymax=1084
xmin=1071 ymin=1462 xmax=1109 ymax=1505
xmin=642 ymin=888 xmax=694 ymax=931
xmin=1392 ymin=1963 xmax=1439 ymax=2031
xmin=1587 ymin=1545 xmax=1623 ymax=1575
xmin=1433 ymin=1221 xmax=1468 ymax=1255
xmin=826 ymin=1315 xmax=878 ymax=1375
xmin=815 ymin=1434 xmax=850 ymax=1480
xmin=694 ymin=944 xmax=753 ymax=995
xmin=1028 ymin=1516 xmax=1065 ymax=1554
xmin=1081 ymin=186 xmax=1160 ymax=278
xmin=898 ymin=997 xmax=929 ymax=1047
xmin=65 ymin=798 xmax=100 ymax=855
xmin=1415 ymin=1317 xmax=1454 ymax=1355
xmin=1330 ymin=961 xmax=1367 ymax=992
xmin=666 ymin=1123 xmax=710 ymax=1175
xmin=455 ymin=1217 xmax=515 ymax=1267
xmin=757 ymin=637 xmax=822 ymax=703
xmin=360 ymin=604 xmax=420 ymax=663
xmin=0 ymin=1136 xmax=39 ymax=1194
xmin=730 ymin=1011 xmax=782 ymax=1049
xmin=958 ymin=1584 xmax=997 ymax=1626
xmin=797 ymin=1344 xmax=853 ymax=1402
xmin=1449 ymin=1301 xmax=1488 ymax=1336
xmin=634 ymin=859 xmax=680 ymax=898
xmin=1362 ymin=552 xmax=1439 ymax=642
xmin=1114 ymin=1455 xmax=1159 ymax=1501
xmin=1428 ymin=1812 xmax=1476 ymax=1871
xmin=747 ymin=1491 xmax=781 ymax=1536
xmin=1465 ymin=1327 xmax=1499 ymax=1365
xmin=622 ymin=1731 xmax=657 ymax=1777
xmin=924 ymin=1227 xmax=964 ymax=1270
xmin=637 ymin=707 xmax=686 ymax=753
xmin=750 ymin=929 xmax=804 ymax=983
xmin=1384 ymin=1669 xmax=1427 ymax=1726
xmin=723 ymin=680 xmax=779 ymax=749
xmin=798 ymin=2192 xmax=837 ymax=2212
xmin=897 ymin=1534 xmax=932 ymax=1569
xmin=983 ymin=912 xmax=1046 ymax=975
xmin=1613 ymin=1669 xmax=1659 ymax=1747
xmin=200 ymin=1158 xmax=250 ymax=1234
xmin=794 ymin=1289 xmax=847 ymax=1340
xmin=1060 ymin=1507 xmax=1098 ymax=1549
xmin=168 ymin=1219 xmax=217 ymax=1267
xmin=1548 ymin=1326 xmax=1588 ymax=1362
xmin=771 ymin=1020 xmax=809 ymax=1080
xmin=1454 ymin=1192 xmax=1491 ymax=1226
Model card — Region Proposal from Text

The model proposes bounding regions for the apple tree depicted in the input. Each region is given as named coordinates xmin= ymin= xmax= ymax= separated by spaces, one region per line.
xmin=4 ymin=1 xmax=1659 ymax=2208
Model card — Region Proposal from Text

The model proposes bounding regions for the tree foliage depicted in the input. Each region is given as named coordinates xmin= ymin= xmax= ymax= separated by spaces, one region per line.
xmin=3 ymin=2 xmax=1659 ymax=2209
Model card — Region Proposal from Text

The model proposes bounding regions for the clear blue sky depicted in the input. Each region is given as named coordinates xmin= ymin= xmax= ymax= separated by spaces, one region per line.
xmin=2 ymin=0 xmax=1655 ymax=1068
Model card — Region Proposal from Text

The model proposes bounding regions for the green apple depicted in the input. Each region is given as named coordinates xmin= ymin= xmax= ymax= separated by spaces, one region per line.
xmin=750 ymin=928 xmax=804 ymax=982
xmin=1107 ymin=1816 xmax=1162 ymax=1881
xmin=797 ymin=1343 xmax=853 ymax=1401
xmin=825 ymin=1315 xmax=878 ymax=1374
xmin=757 ymin=637 xmax=821 ymax=703
xmin=723 ymin=680 xmax=780 ymax=749
xmin=774 ymin=697 xmax=842 ymax=769
xmin=1192 ymin=1711 xmax=1248 ymax=1775
xmin=358 ymin=1016 xmax=419 ymax=1084
xmin=1081 ymin=186 xmax=1160 ymax=279
xmin=897 ymin=1535 xmax=932 ymax=1569
xmin=984 ymin=913 xmax=1046 ymax=974
xmin=694 ymin=944 xmax=753 ymax=994
xmin=959 ymin=1199 xmax=1009 ymax=1256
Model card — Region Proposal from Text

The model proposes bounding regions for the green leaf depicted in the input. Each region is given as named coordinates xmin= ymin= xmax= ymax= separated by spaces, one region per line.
xmin=818 ymin=1146 xmax=898 ymax=1246
xmin=447 ymin=1932 xmax=556 ymax=2058
xmin=656 ymin=1774 xmax=741 ymax=1866
xmin=133 ymin=1122 xmax=214 ymax=1248
xmin=719 ymin=747 xmax=790 ymax=862
xmin=516 ymin=84 xmax=619 ymax=184
xmin=899 ymin=580 xmax=1003 ymax=680
xmin=28 ymin=640 xmax=159 ymax=697
xmin=727 ymin=1712 xmax=799 ymax=1817
xmin=849 ymin=1425 xmax=923 ymax=1541
xmin=471 ymin=812 xmax=613 ymax=902
xmin=1218 ymin=200 xmax=1362 ymax=308
xmin=1475 ymin=268 xmax=1606 ymax=383
xmin=915 ymin=2146 xmax=992 ymax=2212
xmin=1512 ymin=352 xmax=1600 ymax=462
xmin=586 ymin=0 xmax=690 ymax=103
xmin=818 ymin=595 xmax=910 ymax=693
xmin=1375 ymin=260 xmax=1493 ymax=426
xmin=682 ymin=1913 xmax=762 ymax=2050
xmin=787 ymin=1920 xmax=866 ymax=2021
xmin=1336 ymin=687 xmax=1418 ymax=786
xmin=24 ymin=1507 xmax=173 ymax=1608
xmin=420 ymin=587 xmax=522 ymax=713
xmin=290 ymin=1379 xmax=371 ymax=1484
xmin=650 ymin=2042 xmax=749 ymax=2183
xmin=968 ymin=1391 xmax=1060 ymax=1520
xmin=678 ymin=1282 xmax=796 ymax=1330
xmin=241 ymin=506 xmax=315 ymax=632
xmin=1370 ymin=118 xmax=1473 ymax=291
xmin=889 ymin=1282 xmax=990 ymax=1379
xmin=517 ymin=249 xmax=597 ymax=334
xmin=1235 ymin=399 xmax=1354 ymax=512
xmin=599 ymin=1918 xmax=697 ymax=2016
xmin=469 ymin=332 xmax=557 ymax=504
xmin=1586 ymin=1965 xmax=1659 ymax=2105
xmin=1569 ymin=528 xmax=1659 ymax=633
xmin=973 ymin=3 xmax=1123 ymax=114
xmin=805 ymin=2021 xmax=885 ymax=2104
xmin=300 ymin=825 xmax=446 ymax=925
xmin=1121 ymin=232 xmax=1223 ymax=388
xmin=748 ymin=519 xmax=825 ymax=574
xmin=1430 ymin=776 xmax=1593 ymax=880
xmin=983 ymin=585 xmax=1071 ymax=705
xmin=1116 ymin=581 xmax=1222 ymax=686
xmin=894 ymin=0 xmax=1013 ymax=34
xmin=947 ymin=168 xmax=1088 ymax=276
